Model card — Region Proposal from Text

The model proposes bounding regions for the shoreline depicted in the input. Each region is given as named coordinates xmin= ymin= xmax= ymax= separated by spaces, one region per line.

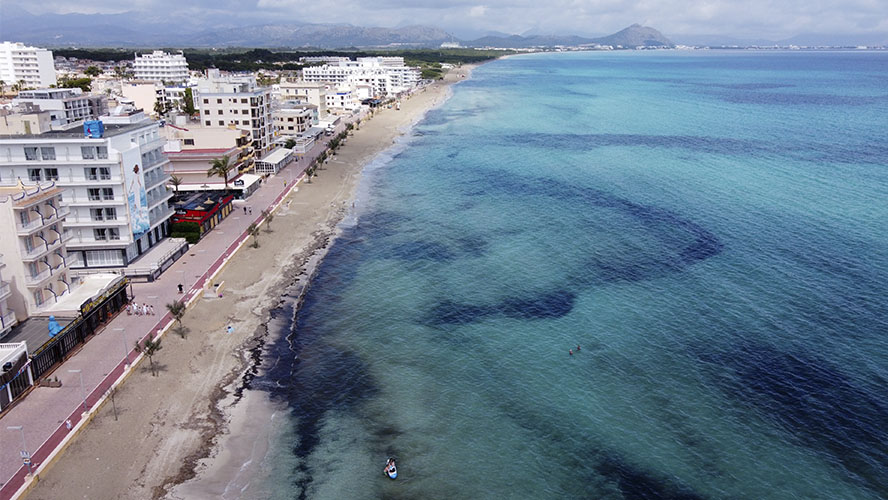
xmin=24 ymin=62 xmax=484 ymax=500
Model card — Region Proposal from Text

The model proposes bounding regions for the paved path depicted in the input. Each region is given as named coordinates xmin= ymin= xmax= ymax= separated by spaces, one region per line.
xmin=0 ymin=117 xmax=358 ymax=500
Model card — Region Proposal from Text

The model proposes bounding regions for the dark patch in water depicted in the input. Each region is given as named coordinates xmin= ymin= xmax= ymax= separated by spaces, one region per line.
xmin=501 ymin=290 xmax=576 ymax=319
xmin=258 ymin=283 xmax=380 ymax=499
xmin=714 ymin=91 xmax=887 ymax=106
xmin=454 ymin=236 xmax=487 ymax=258
xmin=508 ymin=132 xmax=764 ymax=156
xmin=597 ymin=456 xmax=708 ymax=500
xmin=390 ymin=240 xmax=455 ymax=262
xmin=428 ymin=289 xmax=576 ymax=325
xmin=700 ymin=341 xmax=888 ymax=496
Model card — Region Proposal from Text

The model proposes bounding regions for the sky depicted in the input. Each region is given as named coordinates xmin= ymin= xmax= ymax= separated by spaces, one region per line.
xmin=6 ymin=0 xmax=888 ymax=40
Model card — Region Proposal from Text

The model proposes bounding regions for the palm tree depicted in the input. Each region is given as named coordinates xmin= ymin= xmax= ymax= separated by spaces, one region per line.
xmin=247 ymin=223 xmax=261 ymax=248
xmin=136 ymin=337 xmax=163 ymax=376
xmin=261 ymin=209 xmax=273 ymax=232
xmin=169 ymin=175 xmax=183 ymax=197
xmin=166 ymin=300 xmax=186 ymax=338
xmin=207 ymin=155 xmax=233 ymax=190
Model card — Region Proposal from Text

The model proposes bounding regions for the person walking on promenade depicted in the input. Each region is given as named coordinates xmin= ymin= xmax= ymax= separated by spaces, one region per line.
xmin=178 ymin=283 xmax=184 ymax=294
xmin=243 ymin=206 xmax=247 ymax=215
xmin=149 ymin=304 xmax=155 ymax=316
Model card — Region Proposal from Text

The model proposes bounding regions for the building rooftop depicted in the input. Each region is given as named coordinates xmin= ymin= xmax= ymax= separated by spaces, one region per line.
xmin=0 ymin=121 xmax=152 ymax=141
xmin=257 ymin=147 xmax=291 ymax=165
xmin=4 ymin=316 xmax=75 ymax=354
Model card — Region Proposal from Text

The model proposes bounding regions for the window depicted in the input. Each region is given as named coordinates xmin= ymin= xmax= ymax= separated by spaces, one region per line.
xmin=184 ymin=139 xmax=194 ymax=145
xmin=28 ymin=168 xmax=42 ymax=181
xmin=85 ymin=167 xmax=97 ymax=180
xmin=241 ymin=109 xmax=248 ymax=114
xmin=93 ymin=228 xmax=107 ymax=240
xmin=216 ymin=99 xmax=222 ymax=104
xmin=204 ymin=109 xmax=210 ymax=115
xmin=81 ymin=146 xmax=95 ymax=159
xmin=24 ymin=147 xmax=38 ymax=161
xmin=205 ymin=120 xmax=211 ymax=126
xmin=88 ymin=188 xmax=101 ymax=201
xmin=102 ymin=188 xmax=114 ymax=200
xmin=218 ymin=121 xmax=224 ymax=126
xmin=288 ymin=117 xmax=294 ymax=122
xmin=109 ymin=228 xmax=120 ymax=240
xmin=217 ymin=109 xmax=223 ymax=115
xmin=104 ymin=208 xmax=117 ymax=220
xmin=33 ymin=289 xmax=44 ymax=307
xmin=242 ymin=121 xmax=250 ymax=125
xmin=43 ymin=168 xmax=59 ymax=181
xmin=97 ymin=146 xmax=108 ymax=159
xmin=90 ymin=208 xmax=105 ymax=221
xmin=40 ymin=147 xmax=56 ymax=160
xmin=203 ymin=98 xmax=209 ymax=104
xmin=241 ymin=98 xmax=247 ymax=103
xmin=85 ymin=249 xmax=124 ymax=266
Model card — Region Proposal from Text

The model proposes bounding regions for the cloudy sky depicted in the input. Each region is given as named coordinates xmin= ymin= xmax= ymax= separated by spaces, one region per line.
xmin=7 ymin=0 xmax=888 ymax=39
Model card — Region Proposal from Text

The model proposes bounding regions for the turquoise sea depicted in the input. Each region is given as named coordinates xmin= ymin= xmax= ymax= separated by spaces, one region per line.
xmin=252 ymin=51 xmax=888 ymax=499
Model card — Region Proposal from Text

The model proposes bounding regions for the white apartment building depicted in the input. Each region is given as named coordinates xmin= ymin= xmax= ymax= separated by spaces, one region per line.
xmin=133 ymin=50 xmax=189 ymax=83
xmin=12 ymin=88 xmax=106 ymax=129
xmin=0 ymin=42 xmax=57 ymax=89
xmin=272 ymin=105 xmax=315 ymax=137
xmin=0 ymin=253 xmax=15 ymax=337
xmin=0 ymin=183 xmax=75 ymax=324
xmin=195 ymin=70 xmax=273 ymax=157
xmin=301 ymin=57 xmax=421 ymax=97
xmin=0 ymin=108 xmax=174 ymax=269
xmin=324 ymin=85 xmax=362 ymax=113
xmin=278 ymin=80 xmax=327 ymax=118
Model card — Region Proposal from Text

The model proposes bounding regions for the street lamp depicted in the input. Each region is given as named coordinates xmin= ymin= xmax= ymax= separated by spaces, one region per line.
xmin=68 ymin=369 xmax=87 ymax=414
xmin=114 ymin=327 xmax=130 ymax=366
xmin=6 ymin=425 xmax=31 ymax=476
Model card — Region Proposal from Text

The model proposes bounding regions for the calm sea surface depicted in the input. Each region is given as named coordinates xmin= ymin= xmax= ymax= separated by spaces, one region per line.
xmin=249 ymin=51 xmax=888 ymax=499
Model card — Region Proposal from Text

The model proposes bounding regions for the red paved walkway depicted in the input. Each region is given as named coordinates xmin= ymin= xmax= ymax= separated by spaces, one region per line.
xmin=0 ymin=117 xmax=357 ymax=499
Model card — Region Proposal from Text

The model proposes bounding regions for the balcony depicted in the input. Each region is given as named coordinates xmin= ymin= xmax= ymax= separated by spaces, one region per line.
xmin=16 ymin=216 xmax=48 ymax=235
xmin=25 ymin=267 xmax=53 ymax=286
xmin=65 ymin=196 xmax=125 ymax=206
xmin=0 ymin=310 xmax=16 ymax=331
xmin=147 ymin=189 xmax=173 ymax=210
xmin=149 ymin=204 xmax=175 ymax=227
xmin=0 ymin=280 xmax=11 ymax=301
xmin=20 ymin=237 xmax=63 ymax=262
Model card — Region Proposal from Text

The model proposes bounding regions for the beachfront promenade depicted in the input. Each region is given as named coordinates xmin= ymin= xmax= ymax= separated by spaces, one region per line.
xmin=0 ymin=117 xmax=357 ymax=500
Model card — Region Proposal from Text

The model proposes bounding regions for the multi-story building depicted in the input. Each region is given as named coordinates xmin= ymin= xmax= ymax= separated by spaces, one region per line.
xmin=12 ymin=88 xmax=106 ymax=129
xmin=324 ymin=85 xmax=362 ymax=113
xmin=0 ymin=107 xmax=174 ymax=269
xmin=0 ymin=42 xmax=57 ymax=89
xmin=278 ymin=80 xmax=328 ymax=118
xmin=162 ymin=123 xmax=258 ymax=196
xmin=195 ymin=70 xmax=273 ymax=157
xmin=301 ymin=57 xmax=421 ymax=97
xmin=272 ymin=104 xmax=315 ymax=137
xmin=133 ymin=50 xmax=189 ymax=83
xmin=0 ymin=183 xmax=75 ymax=324
xmin=0 ymin=104 xmax=52 ymax=135
xmin=0 ymin=253 xmax=17 ymax=337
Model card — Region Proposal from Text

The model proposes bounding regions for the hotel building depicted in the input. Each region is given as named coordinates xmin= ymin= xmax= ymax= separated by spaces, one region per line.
xmin=0 ymin=42 xmax=57 ymax=89
xmin=0 ymin=108 xmax=174 ymax=269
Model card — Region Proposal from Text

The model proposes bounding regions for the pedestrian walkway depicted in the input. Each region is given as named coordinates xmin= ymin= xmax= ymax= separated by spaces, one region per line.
xmin=0 ymin=116 xmax=359 ymax=499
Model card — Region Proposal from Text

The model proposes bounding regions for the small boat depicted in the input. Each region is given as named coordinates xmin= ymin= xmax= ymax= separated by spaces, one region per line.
xmin=384 ymin=458 xmax=398 ymax=479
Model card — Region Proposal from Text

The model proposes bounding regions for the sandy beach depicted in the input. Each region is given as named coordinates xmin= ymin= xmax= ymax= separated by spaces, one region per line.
xmin=23 ymin=65 xmax=476 ymax=500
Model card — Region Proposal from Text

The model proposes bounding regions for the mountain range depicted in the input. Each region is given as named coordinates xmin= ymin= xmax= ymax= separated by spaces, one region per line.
xmin=1 ymin=6 xmax=884 ymax=49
